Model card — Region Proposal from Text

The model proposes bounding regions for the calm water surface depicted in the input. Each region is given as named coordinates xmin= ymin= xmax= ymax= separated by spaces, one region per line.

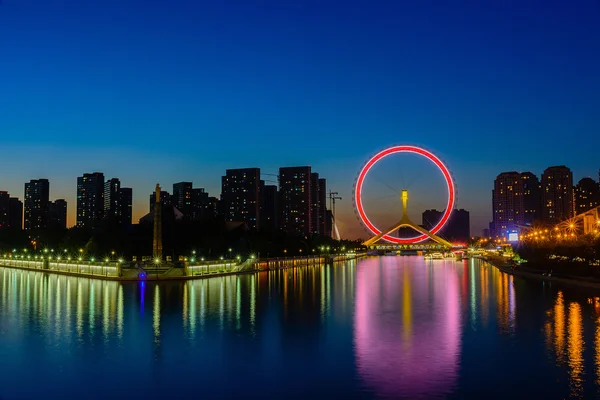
xmin=1 ymin=256 xmax=600 ymax=399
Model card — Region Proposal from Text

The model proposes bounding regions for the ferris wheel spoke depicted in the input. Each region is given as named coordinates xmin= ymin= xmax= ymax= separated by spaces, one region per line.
xmin=369 ymin=193 xmax=400 ymax=202
xmin=370 ymin=174 xmax=402 ymax=195
xmin=404 ymin=169 xmax=423 ymax=191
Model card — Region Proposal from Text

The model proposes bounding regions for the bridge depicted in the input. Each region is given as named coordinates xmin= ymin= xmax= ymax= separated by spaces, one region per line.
xmin=362 ymin=189 xmax=455 ymax=250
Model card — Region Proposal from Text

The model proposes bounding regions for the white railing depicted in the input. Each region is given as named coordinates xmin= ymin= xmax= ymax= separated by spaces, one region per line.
xmin=48 ymin=262 xmax=119 ymax=277
xmin=0 ymin=259 xmax=44 ymax=270
xmin=186 ymin=261 xmax=241 ymax=276
xmin=0 ymin=258 xmax=119 ymax=277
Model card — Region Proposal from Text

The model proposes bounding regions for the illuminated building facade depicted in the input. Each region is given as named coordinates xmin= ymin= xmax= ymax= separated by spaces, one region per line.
xmin=221 ymin=168 xmax=261 ymax=230
xmin=24 ymin=178 xmax=50 ymax=231
xmin=279 ymin=166 xmax=312 ymax=236
xmin=492 ymin=172 xmax=523 ymax=238
xmin=310 ymin=173 xmax=328 ymax=236
xmin=541 ymin=166 xmax=574 ymax=224
xmin=104 ymin=178 xmax=132 ymax=226
xmin=520 ymin=172 xmax=541 ymax=225
xmin=575 ymin=177 xmax=599 ymax=214
xmin=173 ymin=182 xmax=193 ymax=216
xmin=0 ymin=192 xmax=23 ymax=230
xmin=76 ymin=172 xmax=105 ymax=228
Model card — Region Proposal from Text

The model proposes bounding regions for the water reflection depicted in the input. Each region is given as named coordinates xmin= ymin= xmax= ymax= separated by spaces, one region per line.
xmin=5 ymin=258 xmax=600 ymax=398
xmin=354 ymin=257 xmax=462 ymax=398
xmin=0 ymin=268 xmax=123 ymax=343
xmin=568 ymin=302 xmax=584 ymax=397
xmin=542 ymin=290 xmax=600 ymax=398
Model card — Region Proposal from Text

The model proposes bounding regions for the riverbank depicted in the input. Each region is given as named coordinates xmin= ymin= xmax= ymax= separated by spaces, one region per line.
xmin=483 ymin=256 xmax=600 ymax=291
xmin=0 ymin=253 xmax=366 ymax=282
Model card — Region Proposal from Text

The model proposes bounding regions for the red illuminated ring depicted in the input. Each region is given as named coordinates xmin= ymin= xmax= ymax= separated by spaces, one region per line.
xmin=354 ymin=146 xmax=455 ymax=244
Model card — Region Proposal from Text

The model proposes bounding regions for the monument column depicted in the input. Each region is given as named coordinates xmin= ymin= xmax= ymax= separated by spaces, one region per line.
xmin=153 ymin=184 xmax=163 ymax=262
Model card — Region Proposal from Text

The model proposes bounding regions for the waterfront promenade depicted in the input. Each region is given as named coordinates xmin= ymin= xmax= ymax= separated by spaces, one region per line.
xmin=0 ymin=252 xmax=366 ymax=281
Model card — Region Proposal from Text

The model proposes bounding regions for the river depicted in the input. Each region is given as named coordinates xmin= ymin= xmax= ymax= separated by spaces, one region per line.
xmin=1 ymin=256 xmax=599 ymax=399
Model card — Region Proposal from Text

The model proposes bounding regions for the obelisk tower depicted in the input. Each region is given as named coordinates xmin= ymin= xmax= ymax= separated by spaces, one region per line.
xmin=153 ymin=184 xmax=163 ymax=262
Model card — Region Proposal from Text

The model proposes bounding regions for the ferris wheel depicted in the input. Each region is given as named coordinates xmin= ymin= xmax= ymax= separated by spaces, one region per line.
xmin=353 ymin=145 xmax=456 ymax=244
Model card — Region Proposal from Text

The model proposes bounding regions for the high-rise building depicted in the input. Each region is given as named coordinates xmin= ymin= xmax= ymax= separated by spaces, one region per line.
xmin=575 ymin=177 xmax=599 ymax=214
xmin=422 ymin=209 xmax=470 ymax=242
xmin=490 ymin=171 xmax=541 ymax=237
xmin=104 ymin=178 xmax=121 ymax=220
xmin=520 ymin=172 xmax=541 ymax=225
xmin=49 ymin=199 xmax=67 ymax=230
xmin=260 ymin=184 xmax=278 ymax=231
xmin=422 ymin=210 xmax=443 ymax=230
xmin=150 ymin=190 xmax=171 ymax=213
xmin=541 ymin=166 xmax=574 ymax=224
xmin=24 ymin=179 xmax=50 ymax=231
xmin=207 ymin=197 xmax=220 ymax=219
xmin=104 ymin=178 xmax=132 ymax=225
xmin=279 ymin=166 xmax=312 ymax=236
xmin=119 ymin=188 xmax=133 ymax=225
xmin=221 ymin=168 xmax=261 ymax=229
xmin=491 ymin=172 xmax=523 ymax=238
xmin=318 ymin=178 xmax=327 ymax=236
xmin=190 ymin=188 xmax=208 ymax=221
xmin=76 ymin=172 xmax=105 ymax=228
xmin=0 ymin=192 xmax=10 ymax=228
xmin=8 ymin=197 xmax=23 ymax=230
xmin=309 ymin=174 xmax=328 ymax=236
xmin=173 ymin=182 xmax=193 ymax=216
xmin=0 ymin=192 xmax=23 ymax=230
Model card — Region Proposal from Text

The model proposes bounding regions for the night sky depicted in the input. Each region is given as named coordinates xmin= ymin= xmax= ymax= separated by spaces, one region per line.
xmin=1 ymin=0 xmax=599 ymax=238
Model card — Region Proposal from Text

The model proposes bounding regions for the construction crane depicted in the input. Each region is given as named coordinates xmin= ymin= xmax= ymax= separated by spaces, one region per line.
xmin=329 ymin=191 xmax=342 ymax=240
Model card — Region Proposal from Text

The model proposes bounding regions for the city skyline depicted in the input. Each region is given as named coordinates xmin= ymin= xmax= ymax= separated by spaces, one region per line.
xmin=1 ymin=161 xmax=598 ymax=239
xmin=1 ymin=1 xmax=600 ymax=238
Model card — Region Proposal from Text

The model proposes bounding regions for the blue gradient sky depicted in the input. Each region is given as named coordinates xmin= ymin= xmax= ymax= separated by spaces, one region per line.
xmin=1 ymin=0 xmax=599 ymax=238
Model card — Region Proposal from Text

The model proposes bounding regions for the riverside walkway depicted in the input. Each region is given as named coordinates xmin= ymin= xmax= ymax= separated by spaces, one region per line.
xmin=0 ymin=252 xmax=366 ymax=281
